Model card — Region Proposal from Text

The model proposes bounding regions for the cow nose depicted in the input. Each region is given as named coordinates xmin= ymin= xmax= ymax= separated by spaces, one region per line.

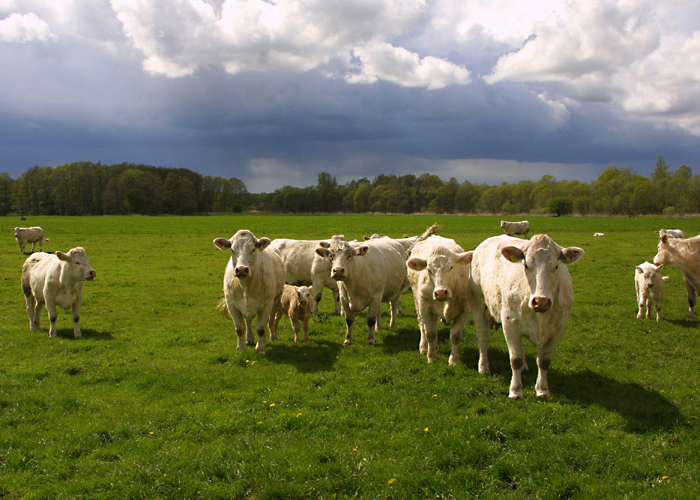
xmin=332 ymin=267 xmax=345 ymax=279
xmin=434 ymin=289 xmax=450 ymax=301
xmin=235 ymin=266 xmax=249 ymax=277
xmin=89 ymin=270 xmax=96 ymax=278
xmin=647 ymin=283 xmax=654 ymax=289
xmin=530 ymin=296 xmax=552 ymax=312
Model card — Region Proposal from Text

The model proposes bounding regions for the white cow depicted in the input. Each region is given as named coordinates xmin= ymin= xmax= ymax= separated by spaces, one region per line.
xmin=267 ymin=238 xmax=341 ymax=315
xmin=315 ymin=235 xmax=406 ymax=345
xmin=500 ymin=220 xmax=530 ymax=239
xmin=654 ymin=233 xmax=700 ymax=321
xmin=213 ymin=230 xmax=285 ymax=354
xmin=13 ymin=227 xmax=50 ymax=254
xmin=656 ymin=229 xmax=685 ymax=239
xmin=407 ymin=234 xmax=473 ymax=365
xmin=469 ymin=234 xmax=584 ymax=399
xmin=635 ymin=262 xmax=668 ymax=322
xmin=269 ymin=284 xmax=313 ymax=343
xmin=21 ymin=247 xmax=96 ymax=338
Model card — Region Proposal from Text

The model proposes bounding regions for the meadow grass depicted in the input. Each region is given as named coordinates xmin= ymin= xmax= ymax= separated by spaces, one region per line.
xmin=1 ymin=214 xmax=699 ymax=499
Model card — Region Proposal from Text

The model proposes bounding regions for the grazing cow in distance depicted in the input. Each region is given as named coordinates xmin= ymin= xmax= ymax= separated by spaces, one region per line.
xmin=656 ymin=229 xmax=685 ymax=239
xmin=315 ymin=235 xmax=406 ymax=345
xmin=13 ymin=227 xmax=50 ymax=254
xmin=469 ymin=234 xmax=584 ymax=399
xmin=214 ymin=230 xmax=285 ymax=354
xmin=593 ymin=233 xmax=605 ymax=237
xmin=500 ymin=220 xmax=530 ymax=239
xmin=635 ymin=262 xmax=668 ymax=322
xmin=21 ymin=247 xmax=96 ymax=338
xmin=654 ymin=233 xmax=700 ymax=322
xmin=269 ymin=285 xmax=313 ymax=343
xmin=267 ymin=238 xmax=341 ymax=316
xmin=407 ymin=228 xmax=473 ymax=365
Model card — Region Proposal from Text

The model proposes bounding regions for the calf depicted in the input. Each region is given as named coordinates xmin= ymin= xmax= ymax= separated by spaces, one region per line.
xmin=214 ymin=230 xmax=285 ymax=354
xmin=21 ymin=247 xmax=96 ymax=338
xmin=469 ymin=234 xmax=584 ymax=398
xmin=654 ymin=233 xmax=700 ymax=321
xmin=634 ymin=262 xmax=668 ymax=322
xmin=13 ymin=226 xmax=50 ymax=254
xmin=500 ymin=220 xmax=530 ymax=239
xmin=268 ymin=238 xmax=341 ymax=315
xmin=407 ymin=233 xmax=473 ymax=365
xmin=315 ymin=235 xmax=406 ymax=345
xmin=269 ymin=285 xmax=313 ymax=342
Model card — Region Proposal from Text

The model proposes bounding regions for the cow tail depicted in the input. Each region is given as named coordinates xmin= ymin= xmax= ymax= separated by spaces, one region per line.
xmin=216 ymin=298 xmax=231 ymax=319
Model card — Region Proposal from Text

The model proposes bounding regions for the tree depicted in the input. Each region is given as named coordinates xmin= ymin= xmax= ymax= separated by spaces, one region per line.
xmin=0 ymin=172 xmax=13 ymax=215
xmin=546 ymin=196 xmax=573 ymax=216
xmin=651 ymin=155 xmax=671 ymax=183
xmin=163 ymin=173 xmax=197 ymax=214
xmin=316 ymin=172 xmax=339 ymax=212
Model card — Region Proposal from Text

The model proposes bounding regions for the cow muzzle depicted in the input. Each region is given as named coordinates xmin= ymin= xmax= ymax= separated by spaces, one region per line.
xmin=331 ymin=267 xmax=346 ymax=281
xmin=86 ymin=270 xmax=96 ymax=281
xmin=235 ymin=266 xmax=250 ymax=278
xmin=434 ymin=288 xmax=451 ymax=301
xmin=530 ymin=296 xmax=552 ymax=313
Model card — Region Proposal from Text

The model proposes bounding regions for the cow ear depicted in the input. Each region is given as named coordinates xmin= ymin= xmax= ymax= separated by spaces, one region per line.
xmin=407 ymin=257 xmax=427 ymax=271
xmin=213 ymin=238 xmax=231 ymax=250
xmin=56 ymin=251 xmax=70 ymax=261
xmin=363 ymin=236 xmax=371 ymax=240
xmin=660 ymin=234 xmax=668 ymax=244
xmin=315 ymin=247 xmax=331 ymax=258
xmin=655 ymin=264 xmax=663 ymax=271
xmin=356 ymin=245 xmax=369 ymax=256
xmin=560 ymin=247 xmax=584 ymax=265
xmin=456 ymin=251 xmax=473 ymax=266
xmin=256 ymin=237 xmax=271 ymax=251
xmin=501 ymin=246 xmax=524 ymax=263
xmin=636 ymin=266 xmax=644 ymax=274
xmin=662 ymin=276 xmax=670 ymax=281
xmin=319 ymin=241 xmax=330 ymax=249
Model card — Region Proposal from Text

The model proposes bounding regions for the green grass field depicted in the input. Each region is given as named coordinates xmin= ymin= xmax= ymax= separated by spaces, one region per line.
xmin=1 ymin=214 xmax=699 ymax=499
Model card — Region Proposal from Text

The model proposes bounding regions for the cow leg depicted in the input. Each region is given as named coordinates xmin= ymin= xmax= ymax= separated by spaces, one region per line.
xmin=255 ymin=306 xmax=274 ymax=355
xmin=502 ymin=321 xmax=526 ymax=399
xmin=291 ymin=315 xmax=301 ymax=343
xmin=332 ymin=288 xmax=342 ymax=316
xmin=268 ymin=311 xmax=281 ymax=341
xmin=229 ymin=308 xmax=248 ymax=352
xmin=302 ymin=316 xmax=309 ymax=342
xmin=366 ymin=299 xmax=381 ymax=345
xmin=535 ymin=335 xmax=562 ymax=398
xmin=30 ymin=242 xmax=37 ymax=254
xmin=472 ymin=307 xmax=491 ymax=375
xmin=448 ymin=311 xmax=469 ymax=366
xmin=637 ymin=298 xmax=645 ymax=319
xmin=389 ymin=295 xmax=400 ymax=328
xmin=655 ymin=301 xmax=662 ymax=322
xmin=420 ymin=310 xmax=439 ymax=363
xmin=24 ymin=289 xmax=40 ymax=332
xmin=45 ymin=298 xmax=59 ymax=338
xmin=72 ymin=297 xmax=83 ymax=338
xmin=683 ymin=274 xmax=696 ymax=322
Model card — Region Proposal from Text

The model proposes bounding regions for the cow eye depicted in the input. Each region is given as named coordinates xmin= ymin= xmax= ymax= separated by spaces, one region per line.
xmin=523 ymin=262 xmax=528 ymax=270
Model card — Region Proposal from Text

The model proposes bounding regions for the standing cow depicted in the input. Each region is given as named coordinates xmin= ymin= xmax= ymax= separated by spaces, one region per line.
xmin=654 ymin=233 xmax=700 ymax=322
xmin=21 ymin=247 xmax=96 ymax=338
xmin=634 ymin=262 xmax=668 ymax=322
xmin=269 ymin=285 xmax=313 ymax=343
xmin=13 ymin=227 xmax=50 ymax=254
xmin=407 ymin=234 xmax=473 ymax=365
xmin=267 ymin=238 xmax=341 ymax=315
xmin=500 ymin=220 xmax=530 ymax=239
xmin=469 ymin=234 xmax=584 ymax=399
xmin=315 ymin=235 xmax=406 ymax=345
xmin=213 ymin=230 xmax=285 ymax=354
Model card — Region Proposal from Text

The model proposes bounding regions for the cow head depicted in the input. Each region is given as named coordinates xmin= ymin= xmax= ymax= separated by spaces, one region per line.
xmin=297 ymin=286 xmax=312 ymax=308
xmin=407 ymin=248 xmax=473 ymax=302
xmin=12 ymin=227 xmax=21 ymax=239
xmin=500 ymin=234 xmax=583 ymax=313
xmin=213 ymin=229 xmax=271 ymax=279
xmin=315 ymin=235 xmax=368 ymax=281
xmin=57 ymin=247 xmax=96 ymax=282
xmin=636 ymin=262 xmax=663 ymax=290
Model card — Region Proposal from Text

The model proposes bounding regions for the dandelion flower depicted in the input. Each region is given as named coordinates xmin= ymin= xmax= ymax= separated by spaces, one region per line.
xmin=296 ymin=413 xmax=302 ymax=418
xmin=388 ymin=478 xmax=397 ymax=484
xmin=424 ymin=427 xmax=429 ymax=432
xmin=270 ymin=403 xmax=276 ymax=407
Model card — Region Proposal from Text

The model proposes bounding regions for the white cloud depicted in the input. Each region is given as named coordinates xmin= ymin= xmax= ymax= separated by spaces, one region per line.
xmin=0 ymin=12 xmax=55 ymax=43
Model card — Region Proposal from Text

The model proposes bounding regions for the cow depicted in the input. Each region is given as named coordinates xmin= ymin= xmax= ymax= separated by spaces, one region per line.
xmin=13 ymin=227 xmax=50 ymax=254
xmin=315 ymin=235 xmax=406 ymax=345
xmin=500 ymin=220 xmax=530 ymax=239
xmin=407 ymin=233 xmax=473 ymax=365
xmin=269 ymin=285 xmax=313 ymax=343
xmin=654 ymin=233 xmax=700 ymax=322
xmin=267 ymin=238 xmax=341 ymax=315
xmin=213 ymin=230 xmax=285 ymax=354
xmin=593 ymin=233 xmax=605 ymax=237
xmin=469 ymin=234 xmax=584 ymax=399
xmin=656 ymin=229 xmax=685 ymax=239
xmin=635 ymin=262 xmax=668 ymax=322
xmin=21 ymin=247 xmax=96 ymax=338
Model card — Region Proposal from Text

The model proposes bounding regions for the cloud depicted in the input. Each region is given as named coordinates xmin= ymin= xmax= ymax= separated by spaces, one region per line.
xmin=0 ymin=12 xmax=55 ymax=43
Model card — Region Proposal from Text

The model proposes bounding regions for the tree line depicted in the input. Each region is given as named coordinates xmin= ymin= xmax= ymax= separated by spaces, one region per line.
xmin=0 ymin=156 xmax=696 ymax=216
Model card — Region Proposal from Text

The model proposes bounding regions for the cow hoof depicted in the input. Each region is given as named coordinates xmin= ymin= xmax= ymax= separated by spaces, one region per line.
xmin=536 ymin=391 xmax=550 ymax=398
xmin=74 ymin=333 xmax=81 ymax=338
xmin=508 ymin=392 xmax=523 ymax=400
xmin=343 ymin=340 xmax=353 ymax=346
xmin=448 ymin=355 xmax=458 ymax=366
xmin=478 ymin=366 xmax=491 ymax=375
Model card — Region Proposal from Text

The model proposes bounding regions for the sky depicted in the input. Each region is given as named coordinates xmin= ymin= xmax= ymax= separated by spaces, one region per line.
xmin=1 ymin=0 xmax=700 ymax=193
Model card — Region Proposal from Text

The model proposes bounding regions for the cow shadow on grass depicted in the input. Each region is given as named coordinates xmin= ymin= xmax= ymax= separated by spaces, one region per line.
xmin=54 ymin=328 xmax=114 ymax=341
xmin=264 ymin=339 xmax=343 ymax=373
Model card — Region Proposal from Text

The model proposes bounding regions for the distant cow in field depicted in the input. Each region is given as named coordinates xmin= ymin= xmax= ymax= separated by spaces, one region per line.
xmin=21 ymin=247 xmax=96 ymax=338
xmin=214 ymin=230 xmax=285 ymax=354
xmin=407 ymin=231 xmax=473 ymax=365
xmin=654 ymin=233 xmax=700 ymax=322
xmin=13 ymin=227 xmax=50 ymax=254
xmin=656 ymin=229 xmax=685 ymax=239
xmin=593 ymin=233 xmax=605 ymax=237
xmin=469 ymin=234 xmax=584 ymax=399
xmin=269 ymin=285 xmax=313 ymax=343
xmin=315 ymin=235 xmax=406 ymax=345
xmin=500 ymin=220 xmax=530 ymax=239
xmin=635 ymin=262 xmax=668 ymax=322
xmin=267 ymin=238 xmax=341 ymax=316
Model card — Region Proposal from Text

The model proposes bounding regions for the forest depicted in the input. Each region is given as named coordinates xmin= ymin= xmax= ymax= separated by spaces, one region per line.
xmin=0 ymin=156 xmax=695 ymax=216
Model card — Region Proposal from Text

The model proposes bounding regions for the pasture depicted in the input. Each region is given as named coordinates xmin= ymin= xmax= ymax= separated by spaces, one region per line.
xmin=1 ymin=214 xmax=699 ymax=499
